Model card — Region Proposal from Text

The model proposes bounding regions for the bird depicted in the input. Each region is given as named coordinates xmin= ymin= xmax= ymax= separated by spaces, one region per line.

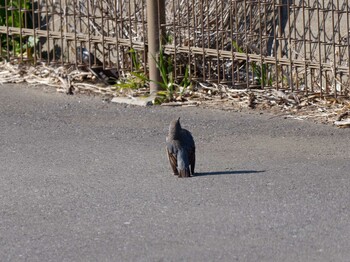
xmin=76 ymin=47 xmax=119 ymax=85
xmin=166 ymin=117 xmax=196 ymax=178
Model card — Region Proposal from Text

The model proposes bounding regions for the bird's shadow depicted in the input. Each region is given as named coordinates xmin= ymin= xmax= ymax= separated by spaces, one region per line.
xmin=193 ymin=170 xmax=266 ymax=177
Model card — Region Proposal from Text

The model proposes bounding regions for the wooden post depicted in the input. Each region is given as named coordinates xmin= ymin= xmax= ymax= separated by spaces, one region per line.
xmin=147 ymin=0 xmax=165 ymax=94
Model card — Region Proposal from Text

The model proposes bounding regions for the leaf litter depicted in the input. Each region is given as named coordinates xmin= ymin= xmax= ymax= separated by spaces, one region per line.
xmin=0 ymin=61 xmax=349 ymax=127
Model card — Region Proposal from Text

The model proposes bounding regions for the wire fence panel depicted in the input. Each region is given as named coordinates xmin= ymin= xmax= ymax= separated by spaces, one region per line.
xmin=0 ymin=0 xmax=349 ymax=96
xmin=0 ymin=0 xmax=147 ymax=79
xmin=164 ymin=0 xmax=350 ymax=96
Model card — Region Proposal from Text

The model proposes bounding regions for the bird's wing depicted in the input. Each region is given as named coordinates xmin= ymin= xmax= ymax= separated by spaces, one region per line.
xmin=166 ymin=143 xmax=178 ymax=175
xmin=189 ymin=146 xmax=196 ymax=176
xmin=181 ymin=129 xmax=195 ymax=147
xmin=180 ymin=129 xmax=196 ymax=176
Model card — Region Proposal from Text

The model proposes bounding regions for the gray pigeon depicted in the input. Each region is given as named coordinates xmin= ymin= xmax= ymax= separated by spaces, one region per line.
xmin=166 ymin=118 xmax=196 ymax=177
xmin=76 ymin=47 xmax=118 ymax=85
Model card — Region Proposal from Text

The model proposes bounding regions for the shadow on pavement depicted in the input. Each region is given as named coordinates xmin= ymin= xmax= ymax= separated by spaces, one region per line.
xmin=194 ymin=170 xmax=265 ymax=177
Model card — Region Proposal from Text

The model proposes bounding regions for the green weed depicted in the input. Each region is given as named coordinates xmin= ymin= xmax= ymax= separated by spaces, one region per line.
xmin=114 ymin=46 xmax=191 ymax=103
xmin=0 ymin=0 xmax=34 ymax=57
xmin=232 ymin=40 xmax=272 ymax=87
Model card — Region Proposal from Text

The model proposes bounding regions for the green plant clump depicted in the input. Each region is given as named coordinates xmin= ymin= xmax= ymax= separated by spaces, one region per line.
xmin=114 ymin=48 xmax=148 ymax=91
xmin=232 ymin=40 xmax=272 ymax=87
xmin=115 ymin=46 xmax=192 ymax=104
xmin=153 ymin=47 xmax=191 ymax=103
xmin=0 ymin=0 xmax=35 ymax=57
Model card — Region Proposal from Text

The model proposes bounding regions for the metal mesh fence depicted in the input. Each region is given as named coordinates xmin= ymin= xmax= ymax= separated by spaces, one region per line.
xmin=164 ymin=0 xmax=350 ymax=97
xmin=0 ymin=0 xmax=349 ymax=97
xmin=0 ymin=0 xmax=147 ymax=78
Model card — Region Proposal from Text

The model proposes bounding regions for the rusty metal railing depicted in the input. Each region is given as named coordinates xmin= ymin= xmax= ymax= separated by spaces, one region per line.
xmin=164 ymin=0 xmax=350 ymax=97
xmin=0 ymin=0 xmax=349 ymax=97
xmin=0 ymin=0 xmax=147 ymax=81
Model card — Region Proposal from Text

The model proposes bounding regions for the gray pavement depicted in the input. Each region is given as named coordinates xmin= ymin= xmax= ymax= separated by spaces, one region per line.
xmin=0 ymin=83 xmax=349 ymax=261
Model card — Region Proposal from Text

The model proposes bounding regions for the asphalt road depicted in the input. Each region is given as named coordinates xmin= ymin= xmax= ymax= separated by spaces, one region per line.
xmin=1 ymin=83 xmax=349 ymax=262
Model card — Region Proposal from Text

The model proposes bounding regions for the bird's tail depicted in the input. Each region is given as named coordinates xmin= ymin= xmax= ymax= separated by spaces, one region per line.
xmin=178 ymin=168 xmax=191 ymax=178
xmin=177 ymin=149 xmax=191 ymax=178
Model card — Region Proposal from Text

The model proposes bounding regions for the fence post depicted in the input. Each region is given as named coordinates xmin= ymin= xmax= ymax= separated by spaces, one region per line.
xmin=147 ymin=0 xmax=165 ymax=94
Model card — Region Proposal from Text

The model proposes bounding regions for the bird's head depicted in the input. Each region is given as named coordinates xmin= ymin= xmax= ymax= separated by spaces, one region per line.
xmin=169 ymin=117 xmax=182 ymax=138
